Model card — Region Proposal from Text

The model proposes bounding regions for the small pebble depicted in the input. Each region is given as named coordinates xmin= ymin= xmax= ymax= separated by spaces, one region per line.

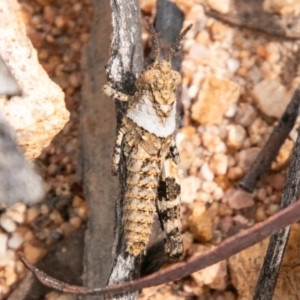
xmin=8 ymin=233 xmax=23 ymax=250
xmin=227 ymin=189 xmax=255 ymax=210
xmin=200 ymin=163 xmax=215 ymax=181
xmin=0 ymin=233 xmax=8 ymax=255
xmin=0 ymin=215 xmax=16 ymax=233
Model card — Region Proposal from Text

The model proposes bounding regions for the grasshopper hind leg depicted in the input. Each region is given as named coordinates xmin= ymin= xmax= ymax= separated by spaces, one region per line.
xmin=157 ymin=158 xmax=183 ymax=260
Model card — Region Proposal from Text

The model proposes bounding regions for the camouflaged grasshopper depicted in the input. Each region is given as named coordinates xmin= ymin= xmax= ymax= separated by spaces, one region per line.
xmin=103 ymin=19 xmax=192 ymax=260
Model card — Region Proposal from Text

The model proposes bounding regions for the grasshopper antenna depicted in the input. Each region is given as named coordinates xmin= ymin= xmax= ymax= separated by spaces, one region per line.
xmin=167 ymin=24 xmax=192 ymax=62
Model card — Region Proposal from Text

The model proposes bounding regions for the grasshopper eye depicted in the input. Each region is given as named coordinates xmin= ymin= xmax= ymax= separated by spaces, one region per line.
xmin=141 ymin=70 xmax=160 ymax=83
xmin=171 ymin=71 xmax=181 ymax=85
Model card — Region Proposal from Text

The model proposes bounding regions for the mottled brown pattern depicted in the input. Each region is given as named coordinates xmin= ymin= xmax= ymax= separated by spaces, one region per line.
xmin=103 ymin=20 xmax=192 ymax=258
xmin=113 ymin=117 xmax=178 ymax=256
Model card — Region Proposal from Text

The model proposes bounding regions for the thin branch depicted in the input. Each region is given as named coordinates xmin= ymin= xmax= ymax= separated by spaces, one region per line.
xmin=104 ymin=1 xmax=143 ymax=300
xmin=18 ymin=198 xmax=300 ymax=296
xmin=240 ymin=85 xmax=300 ymax=192
xmin=252 ymin=126 xmax=300 ymax=300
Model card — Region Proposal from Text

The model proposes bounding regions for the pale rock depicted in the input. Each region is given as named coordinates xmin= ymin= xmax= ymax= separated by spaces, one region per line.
xmin=75 ymin=201 xmax=88 ymax=220
xmin=200 ymin=162 xmax=215 ymax=181
xmin=219 ymin=215 xmax=233 ymax=234
xmin=0 ymin=215 xmax=16 ymax=233
xmin=267 ymin=173 xmax=286 ymax=191
xmin=249 ymin=65 xmax=262 ymax=84
xmin=0 ymin=0 xmax=69 ymax=160
xmin=69 ymin=71 xmax=82 ymax=88
xmin=226 ymin=124 xmax=246 ymax=150
xmin=252 ymin=79 xmax=292 ymax=119
xmin=72 ymin=3 xmax=82 ymax=12
xmin=226 ymin=189 xmax=254 ymax=210
xmin=227 ymin=166 xmax=244 ymax=180
xmin=271 ymin=138 xmax=294 ymax=170
xmin=181 ymin=176 xmax=202 ymax=203
xmin=189 ymin=44 xmax=210 ymax=62
xmin=201 ymin=181 xmax=218 ymax=194
xmin=266 ymin=204 xmax=279 ymax=216
xmin=236 ymin=147 xmax=261 ymax=171
xmin=54 ymin=15 xmax=66 ymax=29
xmin=5 ymin=265 xmax=17 ymax=285
xmin=202 ymin=132 xmax=227 ymax=153
xmin=191 ymin=245 xmax=227 ymax=290
xmin=233 ymin=214 xmax=249 ymax=226
xmin=140 ymin=0 xmax=156 ymax=14
xmin=69 ymin=216 xmax=82 ymax=229
xmin=191 ymin=76 xmax=240 ymax=125
xmin=26 ymin=206 xmax=41 ymax=223
xmin=23 ymin=242 xmax=46 ymax=264
xmin=195 ymin=29 xmax=210 ymax=46
xmin=197 ymin=191 xmax=212 ymax=203
xmin=263 ymin=0 xmax=300 ymax=15
xmin=43 ymin=5 xmax=56 ymax=24
xmin=227 ymin=58 xmax=240 ymax=73
xmin=212 ymin=187 xmax=224 ymax=201
xmin=8 ymin=233 xmax=23 ymax=249
xmin=0 ymin=284 xmax=9 ymax=296
xmin=206 ymin=0 xmax=232 ymax=14
xmin=0 ymin=233 xmax=8 ymax=255
xmin=6 ymin=202 xmax=26 ymax=223
xmin=229 ymin=223 xmax=300 ymax=299
xmin=210 ymin=21 xmax=227 ymax=41
xmin=210 ymin=153 xmax=228 ymax=175
xmin=224 ymin=103 xmax=237 ymax=118
xmin=234 ymin=103 xmax=257 ymax=127
xmin=45 ymin=291 xmax=61 ymax=300
xmin=189 ymin=202 xmax=213 ymax=242
xmin=255 ymin=206 xmax=267 ymax=222
xmin=0 ymin=249 xmax=15 ymax=267
xmin=40 ymin=204 xmax=50 ymax=215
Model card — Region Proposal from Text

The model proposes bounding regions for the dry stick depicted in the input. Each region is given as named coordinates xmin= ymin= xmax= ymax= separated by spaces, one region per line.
xmin=252 ymin=126 xmax=300 ymax=300
xmin=18 ymin=199 xmax=300 ymax=296
xmin=104 ymin=1 xmax=143 ymax=300
xmin=240 ymin=86 xmax=300 ymax=192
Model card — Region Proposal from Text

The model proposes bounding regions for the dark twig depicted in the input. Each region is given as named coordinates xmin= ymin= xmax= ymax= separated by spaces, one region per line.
xmin=240 ymin=85 xmax=300 ymax=192
xmin=18 ymin=198 xmax=300 ymax=296
xmin=252 ymin=126 xmax=300 ymax=300
xmin=104 ymin=1 xmax=143 ymax=300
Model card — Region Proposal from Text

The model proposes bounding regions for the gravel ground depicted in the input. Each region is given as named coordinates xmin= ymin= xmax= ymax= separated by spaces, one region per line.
xmin=1 ymin=0 xmax=299 ymax=299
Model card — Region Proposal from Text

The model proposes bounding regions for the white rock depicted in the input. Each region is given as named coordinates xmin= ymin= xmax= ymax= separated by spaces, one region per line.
xmin=201 ymin=181 xmax=218 ymax=194
xmin=206 ymin=0 xmax=231 ymax=14
xmin=212 ymin=187 xmax=224 ymax=201
xmin=181 ymin=176 xmax=202 ymax=203
xmin=200 ymin=163 xmax=215 ymax=181
xmin=0 ymin=249 xmax=15 ymax=267
xmin=197 ymin=191 xmax=213 ymax=203
xmin=192 ymin=248 xmax=227 ymax=290
xmin=8 ymin=233 xmax=23 ymax=250
xmin=0 ymin=233 xmax=8 ymax=255
xmin=227 ymin=58 xmax=240 ymax=73
xmin=0 ymin=215 xmax=16 ymax=233
xmin=6 ymin=202 xmax=26 ymax=223
xmin=209 ymin=153 xmax=228 ymax=175
xmin=252 ymin=79 xmax=292 ymax=118
xmin=227 ymin=124 xmax=247 ymax=150
xmin=224 ymin=103 xmax=237 ymax=118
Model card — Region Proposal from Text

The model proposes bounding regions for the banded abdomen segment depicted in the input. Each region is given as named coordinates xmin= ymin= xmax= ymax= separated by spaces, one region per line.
xmin=157 ymin=156 xmax=183 ymax=260
xmin=123 ymin=144 xmax=161 ymax=256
